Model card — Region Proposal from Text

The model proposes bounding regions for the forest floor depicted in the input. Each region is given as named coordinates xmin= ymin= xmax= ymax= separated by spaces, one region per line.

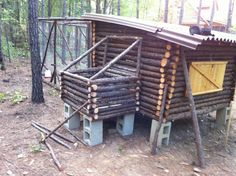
xmin=1 ymin=59 xmax=236 ymax=176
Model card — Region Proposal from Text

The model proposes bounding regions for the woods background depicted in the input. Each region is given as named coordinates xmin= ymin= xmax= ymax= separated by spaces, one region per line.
xmin=0 ymin=0 xmax=235 ymax=61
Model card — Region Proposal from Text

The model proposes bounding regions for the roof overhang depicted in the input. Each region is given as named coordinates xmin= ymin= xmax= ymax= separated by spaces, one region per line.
xmin=81 ymin=13 xmax=236 ymax=50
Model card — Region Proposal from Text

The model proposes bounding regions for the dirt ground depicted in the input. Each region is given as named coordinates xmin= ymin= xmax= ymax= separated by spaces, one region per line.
xmin=1 ymin=59 xmax=236 ymax=176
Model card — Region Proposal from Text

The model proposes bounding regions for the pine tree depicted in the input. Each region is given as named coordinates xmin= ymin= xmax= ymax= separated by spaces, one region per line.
xmin=28 ymin=0 xmax=44 ymax=103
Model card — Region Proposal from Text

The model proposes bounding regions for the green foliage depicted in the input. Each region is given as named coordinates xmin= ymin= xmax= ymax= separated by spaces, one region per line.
xmin=48 ymin=89 xmax=59 ymax=97
xmin=30 ymin=143 xmax=44 ymax=153
xmin=118 ymin=144 xmax=125 ymax=154
xmin=2 ymin=36 xmax=29 ymax=58
xmin=10 ymin=91 xmax=27 ymax=105
xmin=0 ymin=92 xmax=7 ymax=102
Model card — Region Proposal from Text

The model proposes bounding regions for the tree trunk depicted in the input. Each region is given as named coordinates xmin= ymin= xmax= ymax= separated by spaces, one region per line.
xmin=62 ymin=0 xmax=67 ymax=63
xmin=210 ymin=0 xmax=215 ymax=28
xmin=41 ymin=0 xmax=46 ymax=58
xmin=226 ymin=0 xmax=234 ymax=32
xmin=0 ymin=2 xmax=5 ymax=70
xmin=158 ymin=0 xmax=162 ymax=21
xmin=136 ymin=0 xmax=139 ymax=18
xmin=164 ymin=0 xmax=169 ymax=22
xmin=179 ymin=0 xmax=184 ymax=24
xmin=117 ymin=0 xmax=121 ymax=16
xmin=28 ymin=0 xmax=44 ymax=103
xmin=96 ymin=0 xmax=101 ymax=13
xmin=86 ymin=0 xmax=91 ymax=13
xmin=48 ymin=0 xmax=52 ymax=54
xmin=197 ymin=0 xmax=202 ymax=26
xmin=103 ymin=0 xmax=107 ymax=14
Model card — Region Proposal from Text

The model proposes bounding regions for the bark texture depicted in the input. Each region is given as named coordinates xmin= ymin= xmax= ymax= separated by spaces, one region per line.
xmin=28 ymin=0 xmax=44 ymax=103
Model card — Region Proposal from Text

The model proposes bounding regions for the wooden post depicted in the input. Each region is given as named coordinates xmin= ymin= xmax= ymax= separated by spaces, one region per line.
xmin=102 ymin=39 xmax=109 ymax=65
xmin=181 ymin=49 xmax=205 ymax=168
xmin=151 ymin=84 xmax=168 ymax=155
xmin=136 ymin=39 xmax=142 ymax=77
xmin=41 ymin=22 xmax=55 ymax=71
xmin=63 ymin=36 xmax=108 ymax=71
xmin=53 ymin=21 xmax=57 ymax=84
xmin=90 ymin=39 xmax=141 ymax=80
xmin=43 ymin=101 xmax=88 ymax=141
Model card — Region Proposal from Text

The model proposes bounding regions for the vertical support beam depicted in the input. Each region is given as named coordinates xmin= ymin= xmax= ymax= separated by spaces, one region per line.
xmin=197 ymin=0 xmax=203 ymax=26
xmin=181 ymin=50 xmax=205 ymax=168
xmin=53 ymin=21 xmax=57 ymax=84
xmin=216 ymin=108 xmax=227 ymax=127
xmin=88 ymin=22 xmax=93 ymax=68
xmin=136 ymin=39 xmax=142 ymax=77
xmin=179 ymin=0 xmax=184 ymax=25
xmin=102 ymin=39 xmax=109 ymax=65
xmin=41 ymin=22 xmax=55 ymax=71
xmin=151 ymin=84 xmax=168 ymax=155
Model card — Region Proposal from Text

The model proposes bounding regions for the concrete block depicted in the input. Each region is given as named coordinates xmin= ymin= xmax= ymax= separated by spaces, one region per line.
xmin=63 ymin=103 xmax=80 ymax=130
xmin=116 ymin=113 xmax=135 ymax=136
xmin=226 ymin=107 xmax=231 ymax=120
xmin=150 ymin=120 xmax=171 ymax=147
xmin=83 ymin=116 xmax=103 ymax=146
xmin=216 ymin=107 xmax=227 ymax=127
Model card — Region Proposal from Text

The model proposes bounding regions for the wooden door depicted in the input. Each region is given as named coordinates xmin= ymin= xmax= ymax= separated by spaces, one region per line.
xmin=189 ymin=61 xmax=228 ymax=96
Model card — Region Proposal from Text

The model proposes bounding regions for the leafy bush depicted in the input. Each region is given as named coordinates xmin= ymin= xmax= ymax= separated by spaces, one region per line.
xmin=0 ymin=92 xmax=7 ymax=103
xmin=10 ymin=91 xmax=27 ymax=105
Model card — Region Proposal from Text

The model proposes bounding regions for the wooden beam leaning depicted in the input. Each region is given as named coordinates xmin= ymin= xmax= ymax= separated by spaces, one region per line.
xmin=63 ymin=36 xmax=108 ymax=71
xmin=41 ymin=22 xmax=55 ymax=71
xmin=90 ymin=39 xmax=142 ymax=80
xmin=181 ymin=49 xmax=205 ymax=168
xmin=151 ymin=84 xmax=168 ymax=155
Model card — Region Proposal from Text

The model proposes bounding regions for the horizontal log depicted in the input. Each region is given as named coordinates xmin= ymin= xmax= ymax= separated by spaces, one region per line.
xmin=140 ymin=65 xmax=165 ymax=74
xmin=140 ymin=70 xmax=165 ymax=78
xmin=140 ymin=95 xmax=162 ymax=106
xmin=61 ymin=75 xmax=87 ymax=86
xmin=62 ymin=80 xmax=88 ymax=94
xmin=141 ymin=86 xmax=164 ymax=96
xmin=62 ymin=71 xmax=89 ymax=82
xmin=94 ymin=103 xmax=136 ymax=114
xmin=61 ymin=85 xmax=88 ymax=99
xmin=91 ymin=94 xmax=138 ymax=103
xmin=90 ymin=76 xmax=139 ymax=84
xmin=90 ymin=89 xmax=137 ymax=98
xmin=141 ymin=80 xmax=164 ymax=89
xmin=94 ymin=107 xmax=136 ymax=120
xmin=167 ymin=103 xmax=230 ymax=120
xmin=90 ymin=83 xmax=138 ymax=92
xmin=141 ymin=75 xmax=165 ymax=84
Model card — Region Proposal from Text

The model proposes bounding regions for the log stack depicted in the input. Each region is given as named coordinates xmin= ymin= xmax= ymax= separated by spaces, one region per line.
xmin=60 ymin=58 xmax=140 ymax=121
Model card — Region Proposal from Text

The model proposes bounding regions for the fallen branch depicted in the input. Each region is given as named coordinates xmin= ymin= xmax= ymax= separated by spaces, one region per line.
xmin=31 ymin=123 xmax=71 ymax=149
xmin=64 ymin=127 xmax=87 ymax=146
xmin=32 ymin=121 xmax=75 ymax=143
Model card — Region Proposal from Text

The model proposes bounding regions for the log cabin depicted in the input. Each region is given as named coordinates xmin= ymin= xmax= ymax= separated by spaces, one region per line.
xmin=60 ymin=14 xmax=236 ymax=155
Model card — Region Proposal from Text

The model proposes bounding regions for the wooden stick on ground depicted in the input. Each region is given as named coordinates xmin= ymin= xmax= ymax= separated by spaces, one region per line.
xmin=31 ymin=123 xmax=71 ymax=149
xmin=43 ymin=101 xmax=88 ymax=142
xmin=151 ymin=84 xmax=168 ymax=155
xmin=181 ymin=50 xmax=205 ymax=168
xmin=64 ymin=127 xmax=87 ymax=146
xmin=45 ymin=141 xmax=63 ymax=171
xmin=224 ymin=102 xmax=234 ymax=147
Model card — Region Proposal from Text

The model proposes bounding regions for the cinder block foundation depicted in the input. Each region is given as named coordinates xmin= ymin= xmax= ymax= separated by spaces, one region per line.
xmin=64 ymin=103 xmax=80 ymax=130
xmin=116 ymin=113 xmax=135 ymax=136
xmin=83 ymin=116 xmax=103 ymax=146
xmin=150 ymin=120 xmax=171 ymax=147
xmin=216 ymin=107 xmax=227 ymax=127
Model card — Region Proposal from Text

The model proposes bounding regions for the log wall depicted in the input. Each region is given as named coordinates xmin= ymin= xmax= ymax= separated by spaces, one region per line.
xmin=94 ymin=22 xmax=177 ymax=120
xmin=65 ymin=22 xmax=235 ymax=120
